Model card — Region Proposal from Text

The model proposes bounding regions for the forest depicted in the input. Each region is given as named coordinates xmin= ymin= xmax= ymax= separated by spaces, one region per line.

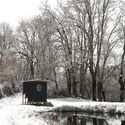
xmin=0 ymin=0 xmax=125 ymax=102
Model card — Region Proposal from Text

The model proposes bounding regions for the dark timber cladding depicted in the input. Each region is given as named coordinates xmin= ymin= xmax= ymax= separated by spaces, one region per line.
xmin=22 ymin=80 xmax=47 ymax=104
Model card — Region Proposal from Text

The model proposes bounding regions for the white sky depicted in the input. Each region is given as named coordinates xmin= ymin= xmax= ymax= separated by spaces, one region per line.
xmin=0 ymin=0 xmax=57 ymax=27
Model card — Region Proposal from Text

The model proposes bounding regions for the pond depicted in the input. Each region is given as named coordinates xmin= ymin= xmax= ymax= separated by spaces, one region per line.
xmin=41 ymin=112 xmax=125 ymax=125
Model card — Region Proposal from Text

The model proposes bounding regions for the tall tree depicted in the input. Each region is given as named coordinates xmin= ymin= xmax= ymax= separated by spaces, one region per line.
xmin=67 ymin=0 xmax=120 ymax=100
xmin=17 ymin=20 xmax=37 ymax=79
xmin=0 ymin=23 xmax=17 ymax=83
xmin=118 ymin=23 xmax=125 ymax=102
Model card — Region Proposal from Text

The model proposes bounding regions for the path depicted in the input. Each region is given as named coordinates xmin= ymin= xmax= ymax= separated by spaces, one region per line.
xmin=0 ymin=93 xmax=49 ymax=125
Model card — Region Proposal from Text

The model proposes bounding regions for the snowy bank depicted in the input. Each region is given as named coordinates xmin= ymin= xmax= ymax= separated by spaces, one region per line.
xmin=49 ymin=98 xmax=125 ymax=115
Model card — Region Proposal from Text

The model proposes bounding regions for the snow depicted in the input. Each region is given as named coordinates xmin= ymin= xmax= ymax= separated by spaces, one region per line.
xmin=50 ymin=98 xmax=125 ymax=115
xmin=0 ymin=93 xmax=125 ymax=124
xmin=108 ymin=119 xmax=121 ymax=125
xmin=0 ymin=93 xmax=50 ymax=125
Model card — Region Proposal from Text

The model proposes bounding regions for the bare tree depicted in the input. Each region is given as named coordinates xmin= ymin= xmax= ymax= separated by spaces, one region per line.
xmin=66 ymin=0 xmax=120 ymax=101
xmin=118 ymin=23 xmax=125 ymax=102
xmin=0 ymin=23 xmax=17 ymax=83
xmin=17 ymin=19 xmax=38 ymax=79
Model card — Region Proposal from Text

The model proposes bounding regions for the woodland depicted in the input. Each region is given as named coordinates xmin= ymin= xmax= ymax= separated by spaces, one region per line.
xmin=0 ymin=0 xmax=125 ymax=102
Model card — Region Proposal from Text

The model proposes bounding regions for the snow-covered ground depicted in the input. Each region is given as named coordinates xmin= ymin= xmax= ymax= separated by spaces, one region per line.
xmin=0 ymin=93 xmax=125 ymax=125
xmin=0 ymin=93 xmax=51 ymax=125
xmin=51 ymin=98 xmax=125 ymax=114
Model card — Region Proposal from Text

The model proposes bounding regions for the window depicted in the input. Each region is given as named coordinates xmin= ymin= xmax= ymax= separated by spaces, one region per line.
xmin=36 ymin=84 xmax=42 ymax=92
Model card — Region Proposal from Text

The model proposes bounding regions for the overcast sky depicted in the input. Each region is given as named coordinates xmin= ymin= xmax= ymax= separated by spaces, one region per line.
xmin=0 ymin=0 xmax=57 ymax=27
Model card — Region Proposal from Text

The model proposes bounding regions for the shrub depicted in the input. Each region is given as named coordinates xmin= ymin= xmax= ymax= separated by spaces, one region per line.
xmin=43 ymin=102 xmax=54 ymax=107
xmin=0 ymin=89 xmax=4 ymax=99
xmin=58 ymin=89 xmax=70 ymax=97
xmin=84 ymin=108 xmax=94 ymax=113
xmin=109 ymin=108 xmax=116 ymax=114
xmin=2 ymin=86 xmax=14 ymax=96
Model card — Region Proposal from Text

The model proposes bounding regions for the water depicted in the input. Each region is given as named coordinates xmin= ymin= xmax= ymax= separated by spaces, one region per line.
xmin=41 ymin=112 xmax=125 ymax=125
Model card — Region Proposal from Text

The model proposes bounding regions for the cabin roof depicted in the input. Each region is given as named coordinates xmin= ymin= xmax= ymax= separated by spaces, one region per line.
xmin=23 ymin=79 xmax=48 ymax=84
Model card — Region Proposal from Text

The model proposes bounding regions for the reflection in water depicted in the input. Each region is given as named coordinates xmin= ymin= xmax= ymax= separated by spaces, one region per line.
xmin=66 ymin=115 xmax=124 ymax=125
xmin=40 ymin=112 xmax=125 ymax=125
xmin=67 ymin=115 xmax=86 ymax=125
xmin=122 ymin=121 xmax=125 ymax=125
xmin=93 ymin=118 xmax=97 ymax=125
xmin=67 ymin=115 xmax=105 ymax=125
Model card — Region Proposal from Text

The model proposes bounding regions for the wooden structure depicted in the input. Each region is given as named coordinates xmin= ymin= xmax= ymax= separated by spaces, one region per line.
xmin=22 ymin=80 xmax=47 ymax=104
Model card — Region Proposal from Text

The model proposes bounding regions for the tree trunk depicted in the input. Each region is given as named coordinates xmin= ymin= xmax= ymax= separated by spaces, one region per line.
xmin=102 ymin=87 xmax=106 ymax=101
xmin=72 ymin=77 xmax=77 ymax=97
xmin=119 ymin=40 xmax=125 ymax=102
xmin=66 ymin=69 xmax=72 ymax=95
xmin=92 ymin=78 xmax=96 ymax=101
xmin=80 ymin=65 xmax=85 ymax=97
xmin=119 ymin=76 xmax=125 ymax=102
xmin=53 ymin=67 xmax=58 ymax=91
xmin=30 ymin=60 xmax=34 ymax=79
xmin=30 ymin=49 xmax=34 ymax=79
xmin=72 ymin=66 xmax=77 ymax=97
xmin=97 ymin=81 xmax=105 ymax=101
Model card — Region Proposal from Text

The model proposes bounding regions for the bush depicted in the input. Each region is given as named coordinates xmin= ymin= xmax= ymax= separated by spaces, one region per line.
xmin=85 ymin=108 xmax=94 ymax=113
xmin=109 ymin=108 xmax=116 ymax=114
xmin=43 ymin=102 xmax=53 ymax=107
xmin=2 ymin=86 xmax=14 ymax=96
xmin=58 ymin=89 xmax=70 ymax=97
xmin=0 ymin=82 xmax=22 ymax=98
xmin=12 ymin=83 xmax=21 ymax=93
xmin=0 ymin=89 xmax=4 ymax=99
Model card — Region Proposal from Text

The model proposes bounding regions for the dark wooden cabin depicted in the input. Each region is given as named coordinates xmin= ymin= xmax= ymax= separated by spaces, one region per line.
xmin=22 ymin=80 xmax=47 ymax=104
